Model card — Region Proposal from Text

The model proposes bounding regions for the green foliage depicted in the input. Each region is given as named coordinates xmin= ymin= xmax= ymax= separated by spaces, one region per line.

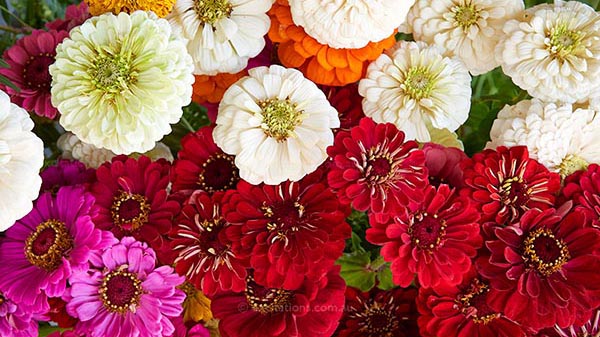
xmin=337 ymin=252 xmax=394 ymax=292
xmin=161 ymin=102 xmax=210 ymax=155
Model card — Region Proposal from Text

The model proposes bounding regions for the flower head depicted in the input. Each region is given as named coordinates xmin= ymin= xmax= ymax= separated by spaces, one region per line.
xmin=562 ymin=164 xmax=600 ymax=228
xmin=40 ymin=159 xmax=96 ymax=194
xmin=45 ymin=1 xmax=90 ymax=32
xmin=321 ymin=83 xmax=365 ymax=133
xmin=553 ymin=309 xmax=600 ymax=337
xmin=423 ymin=143 xmax=468 ymax=188
xmin=85 ymin=0 xmax=175 ymax=17
xmin=0 ymin=291 xmax=40 ymax=337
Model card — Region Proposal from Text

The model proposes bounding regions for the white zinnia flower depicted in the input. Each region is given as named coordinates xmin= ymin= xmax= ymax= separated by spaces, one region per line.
xmin=0 ymin=90 xmax=44 ymax=230
xmin=487 ymin=99 xmax=600 ymax=178
xmin=407 ymin=0 xmax=524 ymax=75
xmin=50 ymin=11 xmax=194 ymax=155
xmin=168 ymin=0 xmax=272 ymax=75
xmin=358 ymin=41 xmax=472 ymax=142
xmin=289 ymin=0 xmax=415 ymax=49
xmin=496 ymin=1 xmax=600 ymax=103
xmin=214 ymin=65 xmax=339 ymax=185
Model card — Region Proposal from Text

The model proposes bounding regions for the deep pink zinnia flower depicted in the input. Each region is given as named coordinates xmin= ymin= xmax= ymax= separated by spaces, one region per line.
xmin=366 ymin=184 xmax=481 ymax=290
xmin=561 ymin=163 xmax=600 ymax=229
xmin=0 ymin=186 xmax=114 ymax=312
xmin=461 ymin=146 xmax=561 ymax=225
xmin=222 ymin=174 xmax=350 ymax=290
xmin=66 ymin=236 xmax=186 ymax=337
xmin=211 ymin=267 xmax=346 ymax=337
xmin=477 ymin=204 xmax=600 ymax=331
xmin=170 ymin=317 xmax=210 ymax=337
xmin=45 ymin=1 xmax=90 ymax=32
xmin=422 ymin=143 xmax=468 ymax=188
xmin=172 ymin=191 xmax=247 ymax=296
xmin=0 ymin=290 xmax=41 ymax=337
xmin=40 ymin=159 xmax=96 ymax=194
xmin=0 ymin=29 xmax=68 ymax=119
xmin=327 ymin=117 xmax=428 ymax=217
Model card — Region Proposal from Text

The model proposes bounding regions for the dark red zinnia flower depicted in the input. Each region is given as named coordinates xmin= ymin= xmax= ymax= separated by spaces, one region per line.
xmin=91 ymin=155 xmax=180 ymax=256
xmin=172 ymin=126 xmax=239 ymax=194
xmin=366 ymin=184 xmax=481 ymax=290
xmin=417 ymin=268 xmax=527 ymax=337
xmin=40 ymin=159 xmax=96 ymax=194
xmin=223 ymin=173 xmax=350 ymax=290
xmin=47 ymin=297 xmax=78 ymax=329
xmin=461 ymin=145 xmax=561 ymax=225
xmin=320 ymin=83 xmax=365 ymax=133
xmin=45 ymin=1 xmax=90 ymax=32
xmin=423 ymin=143 xmax=467 ymax=188
xmin=336 ymin=286 xmax=419 ymax=337
xmin=172 ymin=190 xmax=247 ymax=296
xmin=327 ymin=117 xmax=428 ymax=217
xmin=211 ymin=267 xmax=346 ymax=337
xmin=476 ymin=204 xmax=600 ymax=331
xmin=561 ymin=163 xmax=600 ymax=228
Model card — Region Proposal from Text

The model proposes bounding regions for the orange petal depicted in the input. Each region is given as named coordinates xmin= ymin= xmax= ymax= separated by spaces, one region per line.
xmin=278 ymin=42 xmax=307 ymax=68
xmin=307 ymin=58 xmax=335 ymax=85
xmin=286 ymin=26 xmax=306 ymax=42
xmin=301 ymin=37 xmax=322 ymax=56
xmin=316 ymin=46 xmax=334 ymax=71
xmin=346 ymin=52 xmax=363 ymax=74
xmin=327 ymin=48 xmax=348 ymax=68
xmin=335 ymin=67 xmax=361 ymax=86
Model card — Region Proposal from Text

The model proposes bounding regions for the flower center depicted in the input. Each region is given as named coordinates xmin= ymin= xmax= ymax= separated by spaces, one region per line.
xmin=559 ymin=154 xmax=588 ymax=178
xmin=24 ymin=53 xmax=54 ymax=90
xmin=452 ymin=3 xmax=481 ymax=29
xmin=523 ymin=228 xmax=570 ymax=277
xmin=110 ymin=191 xmax=151 ymax=232
xmin=194 ymin=0 xmax=233 ymax=25
xmin=198 ymin=153 xmax=239 ymax=193
xmin=547 ymin=24 xmax=584 ymax=60
xmin=25 ymin=219 xmax=73 ymax=272
xmin=356 ymin=305 xmax=399 ymax=336
xmin=364 ymin=147 xmax=397 ymax=186
xmin=498 ymin=176 xmax=530 ymax=206
xmin=259 ymin=98 xmax=303 ymax=141
xmin=409 ymin=212 xmax=447 ymax=250
xmin=99 ymin=268 xmax=143 ymax=313
xmin=0 ymin=293 xmax=4 ymax=306
xmin=456 ymin=278 xmax=499 ymax=324
xmin=244 ymin=276 xmax=294 ymax=315
xmin=261 ymin=199 xmax=309 ymax=247
xmin=90 ymin=54 xmax=134 ymax=94
xmin=402 ymin=67 xmax=436 ymax=100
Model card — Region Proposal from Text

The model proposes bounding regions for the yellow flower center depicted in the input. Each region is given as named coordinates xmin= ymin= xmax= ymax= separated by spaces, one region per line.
xmin=452 ymin=3 xmax=481 ymax=29
xmin=91 ymin=54 xmax=135 ymax=94
xmin=110 ymin=191 xmax=151 ymax=232
xmin=25 ymin=219 xmax=73 ymax=272
xmin=194 ymin=0 xmax=233 ymax=25
xmin=547 ymin=24 xmax=584 ymax=60
xmin=259 ymin=98 xmax=303 ymax=141
xmin=99 ymin=267 xmax=143 ymax=313
xmin=559 ymin=154 xmax=588 ymax=178
xmin=523 ymin=228 xmax=570 ymax=277
xmin=402 ymin=67 xmax=437 ymax=100
xmin=245 ymin=276 xmax=294 ymax=315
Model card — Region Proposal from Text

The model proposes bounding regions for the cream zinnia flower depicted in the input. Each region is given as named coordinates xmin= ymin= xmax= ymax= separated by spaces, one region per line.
xmin=289 ymin=0 xmax=415 ymax=49
xmin=213 ymin=65 xmax=339 ymax=185
xmin=496 ymin=1 xmax=600 ymax=103
xmin=358 ymin=41 xmax=472 ymax=142
xmin=488 ymin=99 xmax=600 ymax=178
xmin=50 ymin=11 xmax=194 ymax=155
xmin=168 ymin=0 xmax=272 ymax=75
xmin=407 ymin=0 xmax=524 ymax=75
xmin=0 ymin=90 xmax=44 ymax=230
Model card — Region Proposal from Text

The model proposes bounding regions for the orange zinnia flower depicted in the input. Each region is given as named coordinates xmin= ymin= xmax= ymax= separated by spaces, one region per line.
xmin=268 ymin=0 xmax=396 ymax=86
xmin=192 ymin=71 xmax=247 ymax=104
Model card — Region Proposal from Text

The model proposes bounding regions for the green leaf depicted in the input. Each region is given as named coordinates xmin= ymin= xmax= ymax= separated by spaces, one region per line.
xmin=373 ymin=258 xmax=395 ymax=290
xmin=38 ymin=324 xmax=61 ymax=337
xmin=337 ymin=252 xmax=376 ymax=292
xmin=0 ymin=73 xmax=18 ymax=92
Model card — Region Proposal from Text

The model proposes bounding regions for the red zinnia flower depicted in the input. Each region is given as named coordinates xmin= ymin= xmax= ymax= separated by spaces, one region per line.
xmin=417 ymin=268 xmax=527 ymax=337
xmin=321 ymin=83 xmax=365 ymax=133
xmin=172 ymin=126 xmax=239 ymax=194
xmin=561 ymin=163 xmax=600 ymax=228
xmin=223 ymin=174 xmax=350 ymax=290
xmin=211 ymin=267 xmax=346 ymax=337
xmin=91 ymin=155 xmax=180 ymax=256
xmin=476 ymin=205 xmax=600 ymax=331
xmin=423 ymin=143 xmax=468 ymax=188
xmin=336 ymin=286 xmax=419 ymax=337
xmin=172 ymin=191 xmax=247 ymax=296
xmin=0 ymin=29 xmax=68 ymax=119
xmin=47 ymin=297 xmax=77 ymax=329
xmin=45 ymin=1 xmax=90 ymax=32
xmin=461 ymin=146 xmax=560 ymax=225
xmin=327 ymin=117 xmax=427 ymax=217
xmin=366 ymin=184 xmax=481 ymax=290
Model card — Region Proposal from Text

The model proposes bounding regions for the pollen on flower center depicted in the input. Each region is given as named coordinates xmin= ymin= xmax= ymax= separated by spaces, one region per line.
xmin=244 ymin=276 xmax=294 ymax=315
xmin=25 ymin=219 xmax=73 ymax=272
xmin=355 ymin=304 xmax=399 ymax=335
xmin=409 ymin=212 xmax=447 ymax=251
xmin=110 ymin=191 xmax=151 ymax=232
xmin=99 ymin=268 xmax=143 ymax=313
xmin=24 ymin=53 xmax=53 ymax=89
xmin=559 ymin=154 xmax=588 ymax=178
xmin=90 ymin=54 xmax=134 ymax=94
xmin=402 ymin=67 xmax=436 ymax=100
xmin=499 ymin=176 xmax=530 ymax=206
xmin=523 ymin=228 xmax=570 ymax=277
xmin=259 ymin=98 xmax=304 ymax=141
xmin=198 ymin=153 xmax=239 ymax=193
xmin=456 ymin=278 xmax=500 ymax=324
xmin=547 ymin=24 xmax=584 ymax=60
xmin=452 ymin=3 xmax=481 ymax=29
xmin=261 ymin=200 xmax=308 ymax=246
xmin=194 ymin=0 xmax=233 ymax=25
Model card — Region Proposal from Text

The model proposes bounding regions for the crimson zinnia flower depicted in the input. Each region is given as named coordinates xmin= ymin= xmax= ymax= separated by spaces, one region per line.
xmin=366 ymin=184 xmax=481 ymax=290
xmin=423 ymin=143 xmax=467 ymax=188
xmin=321 ymin=83 xmax=365 ymax=133
xmin=561 ymin=163 xmax=600 ymax=228
xmin=223 ymin=174 xmax=350 ymax=290
xmin=172 ymin=191 xmax=247 ymax=296
xmin=461 ymin=146 xmax=560 ymax=225
xmin=327 ymin=117 xmax=427 ymax=217
xmin=477 ymin=205 xmax=600 ymax=331
xmin=211 ymin=267 xmax=346 ymax=337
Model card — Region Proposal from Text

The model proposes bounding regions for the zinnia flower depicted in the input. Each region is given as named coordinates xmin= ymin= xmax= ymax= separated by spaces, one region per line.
xmin=222 ymin=174 xmax=350 ymax=290
xmin=327 ymin=117 xmax=428 ymax=217
xmin=0 ymin=90 xmax=44 ymax=231
xmin=553 ymin=308 xmax=600 ymax=337
xmin=40 ymin=159 xmax=96 ymax=194
xmin=407 ymin=0 xmax=524 ymax=75
xmin=213 ymin=65 xmax=339 ymax=185
xmin=461 ymin=145 xmax=561 ymax=225
xmin=366 ymin=184 xmax=481 ymax=290
xmin=561 ymin=164 xmax=600 ymax=229
xmin=477 ymin=205 xmax=600 ymax=331
xmin=0 ymin=186 xmax=114 ymax=312
xmin=496 ymin=1 xmax=600 ymax=103
xmin=268 ymin=0 xmax=396 ymax=86
xmin=321 ymin=83 xmax=365 ymax=133
xmin=45 ymin=1 xmax=90 ymax=31
xmin=211 ymin=267 xmax=346 ymax=337
xmin=85 ymin=0 xmax=176 ymax=17
xmin=0 ymin=29 xmax=68 ymax=119
xmin=167 ymin=0 xmax=272 ymax=75
xmin=172 ymin=126 xmax=239 ymax=194
xmin=423 ymin=143 xmax=467 ymax=188
xmin=66 ymin=236 xmax=186 ymax=337
xmin=50 ymin=11 xmax=194 ymax=154
xmin=358 ymin=41 xmax=472 ymax=142
xmin=47 ymin=297 xmax=78 ymax=329
xmin=171 ymin=317 xmax=211 ymax=337
xmin=288 ymin=0 xmax=414 ymax=49
xmin=0 ymin=291 xmax=40 ymax=337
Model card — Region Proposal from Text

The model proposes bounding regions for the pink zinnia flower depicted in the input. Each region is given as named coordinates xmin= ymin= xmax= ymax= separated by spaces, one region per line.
xmin=0 ymin=291 xmax=40 ymax=337
xmin=0 ymin=186 xmax=114 ymax=312
xmin=66 ymin=236 xmax=186 ymax=337
xmin=0 ymin=29 xmax=68 ymax=119
xmin=45 ymin=1 xmax=90 ymax=32
xmin=40 ymin=159 xmax=96 ymax=194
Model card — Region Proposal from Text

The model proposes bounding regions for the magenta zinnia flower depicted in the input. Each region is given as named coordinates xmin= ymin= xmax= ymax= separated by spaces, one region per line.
xmin=66 ymin=236 xmax=186 ymax=337
xmin=0 ymin=29 xmax=68 ymax=119
xmin=0 ymin=186 xmax=113 ymax=312
xmin=40 ymin=159 xmax=96 ymax=194
xmin=0 ymin=291 xmax=40 ymax=337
